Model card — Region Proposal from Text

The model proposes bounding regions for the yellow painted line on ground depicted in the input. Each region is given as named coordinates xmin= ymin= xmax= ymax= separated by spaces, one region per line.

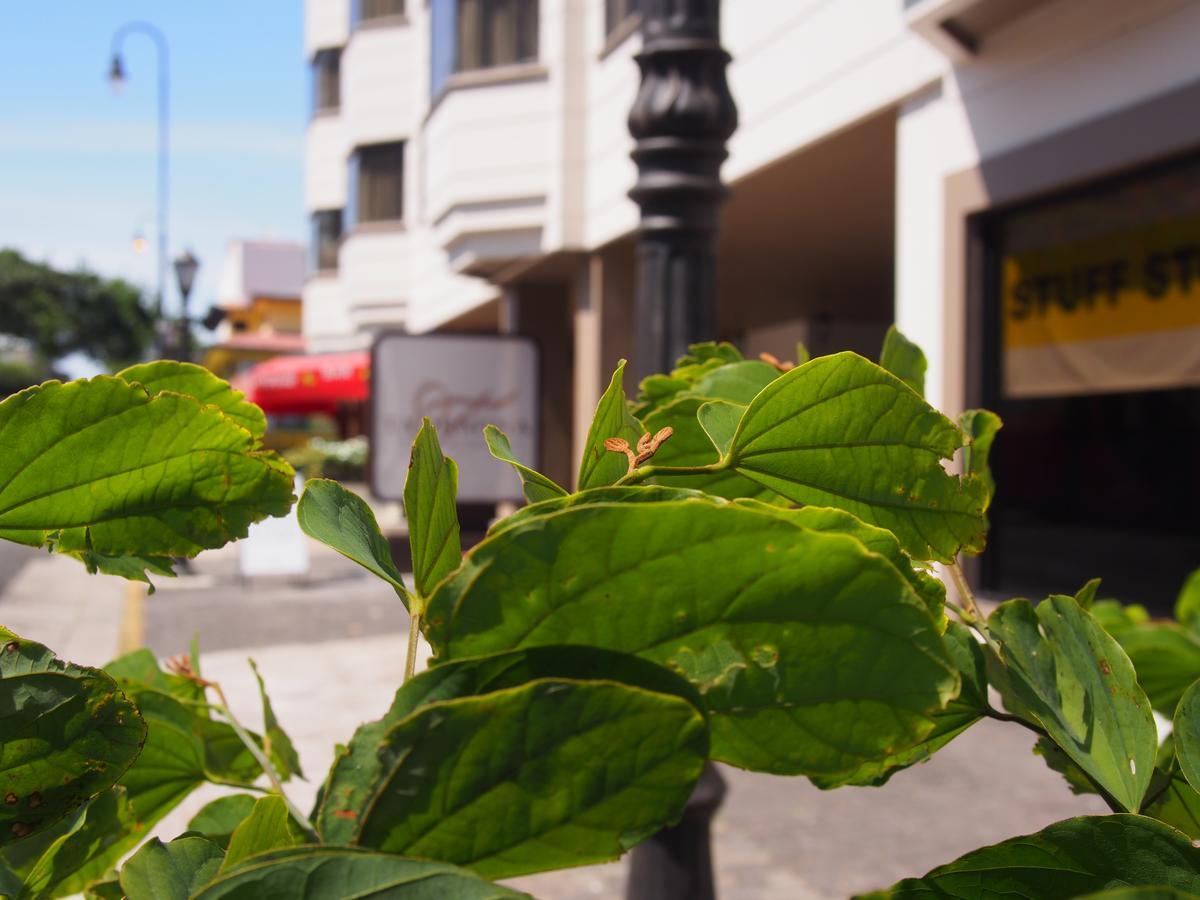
xmin=118 ymin=580 xmax=147 ymax=654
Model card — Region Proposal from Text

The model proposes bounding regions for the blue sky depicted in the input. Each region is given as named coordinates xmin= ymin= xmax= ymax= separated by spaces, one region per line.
xmin=0 ymin=1 xmax=307 ymax=338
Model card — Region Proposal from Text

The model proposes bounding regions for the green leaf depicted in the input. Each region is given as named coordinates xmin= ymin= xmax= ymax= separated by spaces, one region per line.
xmin=989 ymin=596 xmax=1156 ymax=812
xmin=723 ymin=352 xmax=988 ymax=561
xmin=84 ymin=877 xmax=123 ymax=899
xmin=734 ymin=502 xmax=947 ymax=626
xmin=105 ymin=648 xmax=205 ymax=705
xmin=1076 ymin=577 xmax=1103 ymax=611
xmin=191 ymin=847 xmax=527 ymax=899
xmin=68 ymin=551 xmax=177 ymax=594
xmin=120 ymin=835 xmax=224 ymax=900
xmin=296 ymin=479 xmax=411 ymax=609
xmin=1174 ymin=681 xmax=1200 ymax=800
xmin=1145 ymin=764 xmax=1200 ymax=841
xmin=220 ymin=796 xmax=303 ymax=872
xmin=958 ymin=408 xmax=1002 ymax=506
xmin=697 ymin=400 xmax=744 ymax=457
xmin=0 ymin=628 xmax=144 ymax=846
xmin=403 ymin=419 xmax=461 ymax=598
xmin=488 ymin=485 xmax=711 ymax=538
xmin=813 ymin=621 xmax=986 ymax=788
xmin=1107 ymin=620 xmax=1200 ymax=716
xmin=0 ymin=377 xmax=293 ymax=560
xmin=640 ymin=396 xmax=780 ymax=501
xmin=578 ymin=360 xmax=643 ymax=490
xmin=2 ymin=787 xmax=134 ymax=900
xmin=188 ymin=794 xmax=258 ymax=850
xmin=117 ymin=360 xmax=266 ymax=440
xmin=425 ymin=500 xmax=958 ymax=777
xmin=1176 ymin=569 xmax=1200 ymax=633
xmin=1079 ymin=889 xmax=1200 ymax=899
xmin=317 ymin=645 xmax=703 ymax=845
xmin=247 ymin=659 xmax=303 ymax=782
xmin=317 ymin=646 xmax=706 ymax=878
xmin=866 ymin=814 xmax=1200 ymax=899
xmin=687 ymin=360 xmax=779 ymax=404
xmin=482 ymin=425 xmax=567 ymax=503
xmin=879 ymin=325 xmax=927 ymax=396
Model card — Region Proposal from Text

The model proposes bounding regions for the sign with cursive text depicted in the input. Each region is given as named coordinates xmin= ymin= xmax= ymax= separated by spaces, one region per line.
xmin=370 ymin=333 xmax=539 ymax=502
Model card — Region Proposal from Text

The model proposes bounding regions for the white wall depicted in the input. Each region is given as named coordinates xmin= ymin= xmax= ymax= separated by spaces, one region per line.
xmin=342 ymin=25 xmax=421 ymax=146
xmin=895 ymin=0 xmax=1200 ymax=410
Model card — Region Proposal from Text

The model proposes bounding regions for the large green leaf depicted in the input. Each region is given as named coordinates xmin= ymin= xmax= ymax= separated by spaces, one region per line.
xmin=317 ymin=646 xmax=707 ymax=878
xmin=403 ymin=419 xmax=461 ymax=598
xmin=989 ymin=596 xmax=1156 ymax=812
xmin=220 ymin=796 xmax=303 ymax=872
xmin=0 ymin=376 xmax=293 ymax=559
xmin=191 ymin=847 xmax=527 ymax=899
xmin=1079 ymin=889 xmax=1200 ymax=899
xmin=482 ymin=425 xmax=567 ymax=503
xmin=248 ymin=659 xmax=302 ymax=782
xmin=425 ymin=500 xmax=958 ymax=777
xmin=878 ymin=325 xmax=927 ymax=396
xmin=188 ymin=794 xmax=258 ymax=850
xmin=117 ymin=361 xmax=266 ymax=439
xmin=813 ymin=621 xmax=986 ymax=788
xmin=733 ymin=502 xmax=947 ymax=626
xmin=722 ymin=352 xmax=988 ymax=561
xmin=296 ymin=479 xmax=410 ymax=609
xmin=865 ymin=815 xmax=1200 ymax=898
xmin=631 ymin=341 xmax=745 ymax=418
xmin=0 ymin=628 xmax=144 ymax=846
xmin=120 ymin=835 xmax=224 ymax=900
xmin=1116 ymin=624 xmax=1200 ymax=717
xmin=687 ymin=359 xmax=779 ymax=404
xmin=577 ymin=360 xmax=643 ymax=490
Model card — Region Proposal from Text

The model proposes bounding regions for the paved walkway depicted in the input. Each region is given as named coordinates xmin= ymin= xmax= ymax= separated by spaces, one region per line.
xmin=0 ymin=548 xmax=1108 ymax=899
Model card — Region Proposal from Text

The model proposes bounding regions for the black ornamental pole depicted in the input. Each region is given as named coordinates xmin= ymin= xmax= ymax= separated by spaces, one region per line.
xmin=625 ymin=2 xmax=736 ymax=898
xmin=627 ymin=0 xmax=737 ymax=384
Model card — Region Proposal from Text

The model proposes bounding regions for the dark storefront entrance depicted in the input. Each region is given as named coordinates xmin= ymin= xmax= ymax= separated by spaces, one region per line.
xmin=974 ymin=152 xmax=1200 ymax=609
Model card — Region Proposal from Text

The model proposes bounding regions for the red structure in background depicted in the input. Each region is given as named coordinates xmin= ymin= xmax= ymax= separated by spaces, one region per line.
xmin=234 ymin=351 xmax=369 ymax=434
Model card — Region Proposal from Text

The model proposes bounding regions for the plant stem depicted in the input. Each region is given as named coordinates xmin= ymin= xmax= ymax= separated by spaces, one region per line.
xmin=616 ymin=461 xmax=727 ymax=487
xmin=404 ymin=610 xmax=422 ymax=683
xmin=206 ymin=680 xmax=315 ymax=837
xmin=949 ymin=560 xmax=1004 ymax=658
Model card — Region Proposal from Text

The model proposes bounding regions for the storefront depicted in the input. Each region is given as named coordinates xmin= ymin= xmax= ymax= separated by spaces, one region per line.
xmin=961 ymin=111 xmax=1200 ymax=608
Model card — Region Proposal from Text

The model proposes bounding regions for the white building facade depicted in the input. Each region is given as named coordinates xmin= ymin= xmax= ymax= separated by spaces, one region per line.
xmin=303 ymin=0 xmax=1200 ymax=604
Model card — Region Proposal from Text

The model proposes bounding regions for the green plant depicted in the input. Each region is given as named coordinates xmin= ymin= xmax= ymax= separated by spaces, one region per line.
xmin=1 ymin=341 xmax=1199 ymax=898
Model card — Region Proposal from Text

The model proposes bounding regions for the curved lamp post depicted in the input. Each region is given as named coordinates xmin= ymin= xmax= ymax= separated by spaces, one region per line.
xmin=108 ymin=21 xmax=170 ymax=336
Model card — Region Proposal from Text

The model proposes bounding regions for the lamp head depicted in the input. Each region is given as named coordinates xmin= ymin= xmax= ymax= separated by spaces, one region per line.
xmin=107 ymin=54 xmax=126 ymax=94
xmin=173 ymin=249 xmax=200 ymax=298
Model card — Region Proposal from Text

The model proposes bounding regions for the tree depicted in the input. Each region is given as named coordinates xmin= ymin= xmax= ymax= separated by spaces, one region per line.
xmin=0 ymin=248 xmax=157 ymax=380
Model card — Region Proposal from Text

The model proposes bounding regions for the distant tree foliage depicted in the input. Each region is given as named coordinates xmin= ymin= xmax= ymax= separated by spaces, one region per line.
xmin=0 ymin=248 xmax=156 ymax=379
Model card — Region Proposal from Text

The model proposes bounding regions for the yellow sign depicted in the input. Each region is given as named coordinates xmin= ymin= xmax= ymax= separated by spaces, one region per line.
xmin=1002 ymin=216 xmax=1200 ymax=397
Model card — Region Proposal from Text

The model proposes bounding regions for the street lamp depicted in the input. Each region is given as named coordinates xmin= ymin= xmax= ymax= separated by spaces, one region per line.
xmin=108 ymin=21 xmax=170 ymax=344
xmin=173 ymin=250 xmax=199 ymax=362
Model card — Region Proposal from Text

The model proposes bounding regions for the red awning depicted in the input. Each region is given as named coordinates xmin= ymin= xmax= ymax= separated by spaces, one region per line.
xmin=234 ymin=351 xmax=369 ymax=415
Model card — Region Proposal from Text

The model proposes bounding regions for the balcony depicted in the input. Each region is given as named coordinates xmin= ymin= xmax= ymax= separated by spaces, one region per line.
xmin=342 ymin=21 xmax=419 ymax=147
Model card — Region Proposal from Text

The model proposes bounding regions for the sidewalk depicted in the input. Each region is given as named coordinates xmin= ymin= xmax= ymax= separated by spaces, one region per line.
xmin=0 ymin=548 xmax=1108 ymax=899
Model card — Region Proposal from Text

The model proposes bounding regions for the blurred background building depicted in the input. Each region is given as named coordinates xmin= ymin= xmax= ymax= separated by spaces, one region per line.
xmin=299 ymin=0 xmax=1200 ymax=605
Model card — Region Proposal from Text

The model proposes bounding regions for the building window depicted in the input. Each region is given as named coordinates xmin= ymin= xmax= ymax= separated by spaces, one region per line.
xmin=310 ymin=209 xmax=343 ymax=271
xmin=456 ymin=0 xmax=538 ymax=72
xmin=348 ymin=142 xmax=404 ymax=225
xmin=605 ymin=0 xmax=639 ymax=37
xmin=353 ymin=0 xmax=405 ymax=26
xmin=311 ymin=50 xmax=340 ymax=115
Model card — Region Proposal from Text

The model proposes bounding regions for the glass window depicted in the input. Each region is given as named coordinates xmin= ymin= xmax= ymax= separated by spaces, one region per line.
xmin=348 ymin=143 xmax=404 ymax=225
xmin=605 ymin=0 xmax=639 ymax=37
xmin=310 ymin=209 xmax=343 ymax=271
xmin=456 ymin=0 xmax=538 ymax=72
xmin=353 ymin=0 xmax=405 ymax=25
xmin=311 ymin=50 xmax=340 ymax=114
